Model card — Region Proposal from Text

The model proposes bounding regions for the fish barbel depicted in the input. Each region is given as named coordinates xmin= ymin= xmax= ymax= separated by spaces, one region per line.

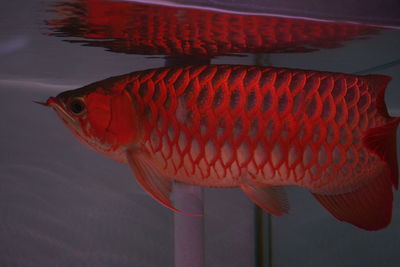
xmin=44 ymin=65 xmax=399 ymax=230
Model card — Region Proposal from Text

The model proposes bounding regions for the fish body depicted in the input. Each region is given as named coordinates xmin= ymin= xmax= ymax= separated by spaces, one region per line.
xmin=46 ymin=65 xmax=399 ymax=230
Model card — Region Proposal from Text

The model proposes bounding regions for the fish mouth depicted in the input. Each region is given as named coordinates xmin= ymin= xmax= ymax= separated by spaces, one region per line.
xmin=45 ymin=97 xmax=58 ymax=107
xmin=34 ymin=97 xmax=59 ymax=107
xmin=38 ymin=96 xmax=75 ymax=123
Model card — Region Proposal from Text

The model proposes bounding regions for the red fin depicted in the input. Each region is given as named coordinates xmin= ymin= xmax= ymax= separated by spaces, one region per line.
xmin=364 ymin=74 xmax=392 ymax=117
xmin=363 ymin=118 xmax=400 ymax=189
xmin=241 ymin=184 xmax=289 ymax=216
xmin=312 ymin=171 xmax=393 ymax=231
xmin=312 ymin=75 xmax=398 ymax=230
xmin=126 ymin=147 xmax=202 ymax=217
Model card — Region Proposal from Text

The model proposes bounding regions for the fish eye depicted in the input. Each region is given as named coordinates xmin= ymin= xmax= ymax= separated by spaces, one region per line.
xmin=69 ymin=98 xmax=86 ymax=115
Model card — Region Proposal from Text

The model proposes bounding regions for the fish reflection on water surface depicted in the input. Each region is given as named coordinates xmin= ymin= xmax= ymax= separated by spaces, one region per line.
xmin=46 ymin=0 xmax=380 ymax=56
xmin=42 ymin=64 xmax=399 ymax=230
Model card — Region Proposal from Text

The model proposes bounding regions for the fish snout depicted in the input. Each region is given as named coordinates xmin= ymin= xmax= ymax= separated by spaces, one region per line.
xmin=33 ymin=97 xmax=58 ymax=107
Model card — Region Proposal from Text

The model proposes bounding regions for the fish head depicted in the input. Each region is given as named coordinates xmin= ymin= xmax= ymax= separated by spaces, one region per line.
xmin=44 ymin=84 xmax=139 ymax=162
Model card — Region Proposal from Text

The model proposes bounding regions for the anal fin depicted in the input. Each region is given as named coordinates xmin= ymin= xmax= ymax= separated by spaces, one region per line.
xmin=126 ymin=147 xmax=202 ymax=216
xmin=363 ymin=118 xmax=400 ymax=189
xmin=312 ymin=170 xmax=393 ymax=230
xmin=241 ymin=184 xmax=289 ymax=216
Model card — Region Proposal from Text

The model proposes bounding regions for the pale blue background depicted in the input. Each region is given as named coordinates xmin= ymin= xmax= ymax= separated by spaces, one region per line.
xmin=0 ymin=0 xmax=399 ymax=266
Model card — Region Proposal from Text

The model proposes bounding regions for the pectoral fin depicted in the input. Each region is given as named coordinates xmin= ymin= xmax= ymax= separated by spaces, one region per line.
xmin=241 ymin=184 xmax=289 ymax=216
xmin=126 ymin=147 xmax=202 ymax=216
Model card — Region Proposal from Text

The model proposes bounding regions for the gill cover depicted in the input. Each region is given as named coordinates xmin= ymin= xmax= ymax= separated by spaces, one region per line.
xmin=85 ymin=88 xmax=137 ymax=148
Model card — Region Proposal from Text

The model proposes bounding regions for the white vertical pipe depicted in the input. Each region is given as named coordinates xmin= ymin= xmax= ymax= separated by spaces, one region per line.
xmin=174 ymin=182 xmax=204 ymax=267
xmin=165 ymin=57 xmax=209 ymax=267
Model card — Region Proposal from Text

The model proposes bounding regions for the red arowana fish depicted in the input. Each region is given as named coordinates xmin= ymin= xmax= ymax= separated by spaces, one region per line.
xmin=43 ymin=65 xmax=399 ymax=230
xmin=46 ymin=0 xmax=379 ymax=56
